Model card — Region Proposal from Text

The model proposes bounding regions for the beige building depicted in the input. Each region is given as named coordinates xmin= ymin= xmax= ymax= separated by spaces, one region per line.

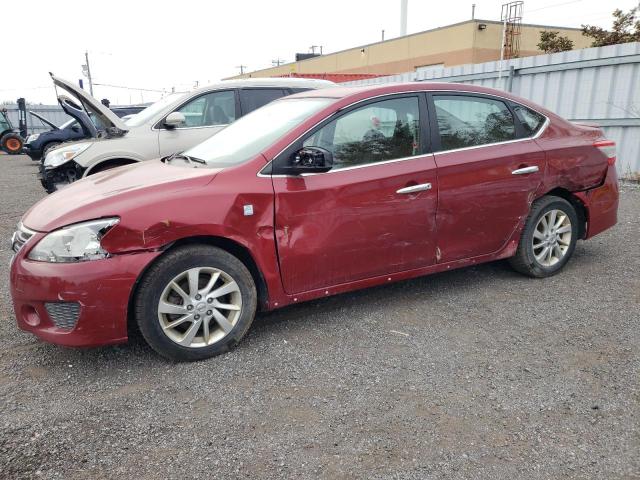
xmin=228 ymin=19 xmax=590 ymax=80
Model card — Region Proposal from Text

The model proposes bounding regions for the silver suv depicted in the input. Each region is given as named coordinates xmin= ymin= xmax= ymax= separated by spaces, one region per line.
xmin=41 ymin=75 xmax=334 ymax=192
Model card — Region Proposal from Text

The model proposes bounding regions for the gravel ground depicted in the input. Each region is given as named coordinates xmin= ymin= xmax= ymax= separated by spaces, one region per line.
xmin=0 ymin=154 xmax=638 ymax=479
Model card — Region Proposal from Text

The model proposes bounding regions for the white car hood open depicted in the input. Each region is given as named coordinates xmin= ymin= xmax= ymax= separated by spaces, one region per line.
xmin=50 ymin=73 xmax=128 ymax=133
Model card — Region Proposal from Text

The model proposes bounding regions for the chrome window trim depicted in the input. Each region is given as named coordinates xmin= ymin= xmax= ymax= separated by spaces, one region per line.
xmin=257 ymin=88 xmax=550 ymax=178
xmin=432 ymin=117 xmax=550 ymax=156
xmin=152 ymin=123 xmax=229 ymax=132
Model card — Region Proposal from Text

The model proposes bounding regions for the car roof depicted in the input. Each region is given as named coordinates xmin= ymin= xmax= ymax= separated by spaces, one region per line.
xmin=287 ymin=81 xmax=555 ymax=116
xmin=192 ymin=77 xmax=335 ymax=94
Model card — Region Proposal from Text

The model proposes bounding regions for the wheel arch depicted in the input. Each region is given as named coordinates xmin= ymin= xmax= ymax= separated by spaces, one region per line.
xmin=126 ymin=235 xmax=269 ymax=339
xmin=541 ymin=187 xmax=588 ymax=239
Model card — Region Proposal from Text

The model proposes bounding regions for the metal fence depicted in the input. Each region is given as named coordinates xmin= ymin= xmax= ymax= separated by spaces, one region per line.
xmin=345 ymin=42 xmax=640 ymax=179
xmin=2 ymin=104 xmax=72 ymax=134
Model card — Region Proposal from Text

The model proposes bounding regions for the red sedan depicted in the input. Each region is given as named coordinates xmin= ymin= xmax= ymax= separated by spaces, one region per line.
xmin=10 ymin=83 xmax=619 ymax=361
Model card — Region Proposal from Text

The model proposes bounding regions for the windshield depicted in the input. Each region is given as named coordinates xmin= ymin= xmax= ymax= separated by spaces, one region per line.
xmin=184 ymin=97 xmax=334 ymax=167
xmin=125 ymin=93 xmax=186 ymax=127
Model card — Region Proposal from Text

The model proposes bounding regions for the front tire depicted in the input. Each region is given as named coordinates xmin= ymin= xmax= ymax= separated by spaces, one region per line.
xmin=509 ymin=196 xmax=579 ymax=278
xmin=42 ymin=141 xmax=61 ymax=160
xmin=134 ymin=245 xmax=257 ymax=361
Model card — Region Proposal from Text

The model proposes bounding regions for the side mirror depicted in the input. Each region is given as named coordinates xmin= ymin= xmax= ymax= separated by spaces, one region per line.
xmin=71 ymin=125 xmax=80 ymax=132
xmin=286 ymin=147 xmax=333 ymax=174
xmin=164 ymin=111 xmax=186 ymax=129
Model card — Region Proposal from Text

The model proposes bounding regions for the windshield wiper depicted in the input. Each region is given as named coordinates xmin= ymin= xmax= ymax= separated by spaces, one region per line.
xmin=167 ymin=153 xmax=207 ymax=165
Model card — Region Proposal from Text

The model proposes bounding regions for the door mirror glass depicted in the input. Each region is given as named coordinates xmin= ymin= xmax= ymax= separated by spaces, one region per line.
xmin=164 ymin=111 xmax=186 ymax=129
xmin=287 ymin=146 xmax=333 ymax=174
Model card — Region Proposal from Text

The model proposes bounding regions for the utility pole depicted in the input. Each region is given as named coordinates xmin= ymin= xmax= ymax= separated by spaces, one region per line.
xmin=82 ymin=51 xmax=94 ymax=96
xmin=382 ymin=29 xmax=385 ymax=41
xmin=272 ymin=58 xmax=285 ymax=67
xmin=236 ymin=65 xmax=247 ymax=75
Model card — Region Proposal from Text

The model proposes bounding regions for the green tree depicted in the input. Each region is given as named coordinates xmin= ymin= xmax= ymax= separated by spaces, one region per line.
xmin=538 ymin=31 xmax=575 ymax=53
xmin=582 ymin=7 xmax=640 ymax=47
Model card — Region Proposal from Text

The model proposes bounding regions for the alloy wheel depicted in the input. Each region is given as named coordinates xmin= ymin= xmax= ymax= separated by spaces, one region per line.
xmin=157 ymin=267 xmax=242 ymax=348
xmin=532 ymin=209 xmax=572 ymax=267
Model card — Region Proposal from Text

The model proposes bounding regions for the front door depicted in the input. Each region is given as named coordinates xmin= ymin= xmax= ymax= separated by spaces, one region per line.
xmin=428 ymin=93 xmax=546 ymax=263
xmin=157 ymin=90 xmax=237 ymax=156
xmin=272 ymin=94 xmax=438 ymax=294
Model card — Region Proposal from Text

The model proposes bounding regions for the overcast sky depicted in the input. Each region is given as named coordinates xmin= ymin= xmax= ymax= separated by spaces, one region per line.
xmin=2 ymin=0 xmax=638 ymax=105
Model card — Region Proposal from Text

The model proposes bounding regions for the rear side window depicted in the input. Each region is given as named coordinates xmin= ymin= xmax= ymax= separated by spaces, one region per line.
xmin=240 ymin=89 xmax=287 ymax=115
xmin=512 ymin=104 xmax=546 ymax=136
xmin=433 ymin=95 xmax=516 ymax=151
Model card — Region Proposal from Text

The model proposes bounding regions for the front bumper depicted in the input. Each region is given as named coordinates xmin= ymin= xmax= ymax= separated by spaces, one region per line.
xmin=10 ymin=250 xmax=161 ymax=347
xmin=22 ymin=145 xmax=42 ymax=161
xmin=39 ymin=160 xmax=85 ymax=193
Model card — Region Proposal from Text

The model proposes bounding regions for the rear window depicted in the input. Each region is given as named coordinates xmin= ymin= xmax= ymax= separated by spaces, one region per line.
xmin=513 ymin=104 xmax=546 ymax=136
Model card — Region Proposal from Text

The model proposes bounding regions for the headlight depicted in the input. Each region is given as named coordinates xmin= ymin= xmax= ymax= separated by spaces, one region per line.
xmin=44 ymin=143 xmax=92 ymax=169
xmin=26 ymin=133 xmax=40 ymax=143
xmin=28 ymin=218 xmax=119 ymax=263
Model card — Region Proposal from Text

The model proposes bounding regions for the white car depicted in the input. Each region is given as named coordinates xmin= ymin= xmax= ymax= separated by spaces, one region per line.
xmin=40 ymin=75 xmax=334 ymax=192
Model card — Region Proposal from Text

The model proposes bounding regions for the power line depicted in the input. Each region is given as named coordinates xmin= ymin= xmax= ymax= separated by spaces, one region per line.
xmin=92 ymin=82 xmax=172 ymax=93
xmin=526 ymin=0 xmax=583 ymax=13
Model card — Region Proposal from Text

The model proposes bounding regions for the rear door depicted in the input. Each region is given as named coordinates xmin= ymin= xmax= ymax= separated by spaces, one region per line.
xmin=157 ymin=90 xmax=238 ymax=156
xmin=271 ymin=94 xmax=438 ymax=294
xmin=427 ymin=93 xmax=546 ymax=263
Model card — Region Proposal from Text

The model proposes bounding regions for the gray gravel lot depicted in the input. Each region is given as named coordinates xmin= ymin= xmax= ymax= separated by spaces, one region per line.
xmin=0 ymin=154 xmax=638 ymax=479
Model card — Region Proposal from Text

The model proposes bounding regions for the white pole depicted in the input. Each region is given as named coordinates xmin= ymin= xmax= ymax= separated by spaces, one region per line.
xmin=84 ymin=51 xmax=94 ymax=97
xmin=498 ymin=15 xmax=507 ymax=82
xmin=400 ymin=0 xmax=408 ymax=36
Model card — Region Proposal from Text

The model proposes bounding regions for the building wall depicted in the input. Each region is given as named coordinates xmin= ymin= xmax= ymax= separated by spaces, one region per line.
xmin=229 ymin=20 xmax=592 ymax=80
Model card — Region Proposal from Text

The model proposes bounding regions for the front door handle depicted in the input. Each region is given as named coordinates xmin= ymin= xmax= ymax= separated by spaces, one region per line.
xmin=512 ymin=166 xmax=539 ymax=175
xmin=397 ymin=183 xmax=432 ymax=194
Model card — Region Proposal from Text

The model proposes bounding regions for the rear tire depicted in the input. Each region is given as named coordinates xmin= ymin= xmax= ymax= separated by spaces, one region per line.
xmin=509 ymin=195 xmax=579 ymax=278
xmin=1 ymin=133 xmax=23 ymax=154
xmin=134 ymin=245 xmax=257 ymax=362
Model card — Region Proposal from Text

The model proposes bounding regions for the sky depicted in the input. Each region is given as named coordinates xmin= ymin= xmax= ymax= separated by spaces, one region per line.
xmin=2 ymin=0 xmax=638 ymax=105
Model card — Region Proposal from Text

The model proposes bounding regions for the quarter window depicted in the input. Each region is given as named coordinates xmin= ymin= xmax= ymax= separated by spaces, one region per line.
xmin=303 ymin=96 xmax=420 ymax=169
xmin=512 ymin=104 xmax=546 ymax=136
xmin=433 ymin=95 xmax=516 ymax=151
xmin=239 ymin=89 xmax=287 ymax=115
xmin=175 ymin=90 xmax=236 ymax=128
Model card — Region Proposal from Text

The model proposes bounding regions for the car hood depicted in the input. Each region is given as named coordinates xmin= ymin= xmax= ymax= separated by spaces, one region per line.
xmin=28 ymin=111 xmax=59 ymax=131
xmin=23 ymin=160 xmax=220 ymax=232
xmin=51 ymin=73 xmax=128 ymax=133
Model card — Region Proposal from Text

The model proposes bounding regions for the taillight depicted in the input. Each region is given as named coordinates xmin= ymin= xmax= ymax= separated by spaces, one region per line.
xmin=594 ymin=140 xmax=616 ymax=166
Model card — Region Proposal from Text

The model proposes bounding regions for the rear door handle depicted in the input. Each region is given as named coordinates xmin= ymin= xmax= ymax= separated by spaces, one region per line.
xmin=512 ymin=166 xmax=539 ymax=175
xmin=397 ymin=183 xmax=432 ymax=194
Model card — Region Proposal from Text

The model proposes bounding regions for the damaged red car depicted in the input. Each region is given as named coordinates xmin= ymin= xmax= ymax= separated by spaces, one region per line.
xmin=10 ymin=83 xmax=619 ymax=361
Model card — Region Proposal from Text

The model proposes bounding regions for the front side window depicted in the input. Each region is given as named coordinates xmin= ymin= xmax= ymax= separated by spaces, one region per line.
xmin=175 ymin=90 xmax=236 ymax=128
xmin=303 ymin=96 xmax=420 ymax=169
xmin=239 ymin=89 xmax=287 ymax=115
xmin=434 ymin=95 xmax=516 ymax=151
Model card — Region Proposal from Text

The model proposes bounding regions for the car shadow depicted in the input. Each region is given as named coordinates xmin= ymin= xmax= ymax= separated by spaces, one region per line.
xmin=24 ymin=243 xmax=602 ymax=370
